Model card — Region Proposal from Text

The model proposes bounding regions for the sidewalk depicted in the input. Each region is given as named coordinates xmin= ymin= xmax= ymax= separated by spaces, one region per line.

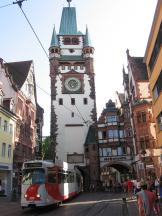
xmin=0 ymin=197 xmax=22 ymax=216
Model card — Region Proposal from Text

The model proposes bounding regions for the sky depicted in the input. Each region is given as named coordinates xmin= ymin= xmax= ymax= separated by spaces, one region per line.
xmin=0 ymin=0 xmax=158 ymax=136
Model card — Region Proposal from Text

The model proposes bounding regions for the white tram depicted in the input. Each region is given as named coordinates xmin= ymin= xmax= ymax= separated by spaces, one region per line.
xmin=21 ymin=160 xmax=82 ymax=208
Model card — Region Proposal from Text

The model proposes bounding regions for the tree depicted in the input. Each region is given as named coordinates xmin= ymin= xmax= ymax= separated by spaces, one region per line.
xmin=42 ymin=136 xmax=50 ymax=160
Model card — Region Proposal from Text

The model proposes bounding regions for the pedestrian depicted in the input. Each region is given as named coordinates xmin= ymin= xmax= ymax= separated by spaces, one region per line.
xmin=127 ymin=178 xmax=133 ymax=199
xmin=137 ymin=183 xmax=158 ymax=216
xmin=0 ymin=179 xmax=2 ymax=192
xmin=122 ymin=179 xmax=127 ymax=193
xmin=158 ymin=176 xmax=162 ymax=209
xmin=154 ymin=177 xmax=159 ymax=197
xmin=135 ymin=178 xmax=141 ymax=194
xmin=109 ymin=179 xmax=113 ymax=192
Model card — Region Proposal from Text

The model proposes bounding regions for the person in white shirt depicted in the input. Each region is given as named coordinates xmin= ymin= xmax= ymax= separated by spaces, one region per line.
xmin=135 ymin=178 xmax=141 ymax=194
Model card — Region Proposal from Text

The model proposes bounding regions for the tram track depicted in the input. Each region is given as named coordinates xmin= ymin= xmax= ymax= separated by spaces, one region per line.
xmin=20 ymin=193 xmax=133 ymax=216
xmin=75 ymin=197 xmax=124 ymax=216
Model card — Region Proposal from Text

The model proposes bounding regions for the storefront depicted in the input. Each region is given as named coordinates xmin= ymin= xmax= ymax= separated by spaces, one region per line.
xmin=0 ymin=164 xmax=12 ymax=197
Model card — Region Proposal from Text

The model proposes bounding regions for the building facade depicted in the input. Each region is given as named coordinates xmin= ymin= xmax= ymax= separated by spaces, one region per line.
xmin=97 ymin=100 xmax=133 ymax=185
xmin=0 ymin=62 xmax=17 ymax=197
xmin=0 ymin=59 xmax=37 ymax=193
xmin=0 ymin=103 xmax=17 ymax=197
xmin=124 ymin=50 xmax=158 ymax=179
xmin=144 ymin=0 xmax=162 ymax=176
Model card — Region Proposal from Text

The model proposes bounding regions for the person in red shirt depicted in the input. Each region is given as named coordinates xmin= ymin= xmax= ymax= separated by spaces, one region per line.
xmin=127 ymin=178 xmax=133 ymax=200
xmin=137 ymin=183 xmax=158 ymax=216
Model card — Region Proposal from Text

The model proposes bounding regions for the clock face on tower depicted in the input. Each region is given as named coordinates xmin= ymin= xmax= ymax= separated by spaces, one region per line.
xmin=64 ymin=77 xmax=81 ymax=92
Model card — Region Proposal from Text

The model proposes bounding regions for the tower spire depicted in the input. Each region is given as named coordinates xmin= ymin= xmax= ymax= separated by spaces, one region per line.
xmin=67 ymin=0 xmax=72 ymax=7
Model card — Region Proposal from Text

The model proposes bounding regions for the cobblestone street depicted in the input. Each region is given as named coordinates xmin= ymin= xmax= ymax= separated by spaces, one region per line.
xmin=0 ymin=192 xmax=139 ymax=216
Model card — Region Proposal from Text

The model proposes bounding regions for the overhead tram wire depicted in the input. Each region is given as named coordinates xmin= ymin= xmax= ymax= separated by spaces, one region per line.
xmin=14 ymin=0 xmax=90 ymax=127
xmin=0 ymin=3 xmax=13 ymax=9
xmin=0 ymin=0 xmax=27 ymax=9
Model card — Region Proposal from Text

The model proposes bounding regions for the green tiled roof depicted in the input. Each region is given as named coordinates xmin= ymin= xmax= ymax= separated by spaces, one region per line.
xmin=50 ymin=25 xmax=59 ymax=47
xmin=59 ymin=55 xmax=83 ymax=61
xmin=84 ymin=26 xmax=92 ymax=47
xmin=59 ymin=7 xmax=82 ymax=35
xmin=59 ymin=7 xmax=77 ymax=35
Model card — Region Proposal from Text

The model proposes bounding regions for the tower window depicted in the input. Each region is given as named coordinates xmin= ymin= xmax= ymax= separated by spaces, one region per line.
xmin=85 ymin=147 xmax=89 ymax=152
xmin=68 ymin=65 xmax=71 ymax=70
xmin=59 ymin=98 xmax=63 ymax=105
xmin=80 ymin=65 xmax=84 ymax=70
xmin=61 ymin=65 xmax=65 ymax=70
xmin=83 ymin=98 xmax=88 ymax=105
xmin=69 ymin=49 xmax=74 ymax=53
xmin=72 ymin=38 xmax=79 ymax=45
xmin=51 ymin=48 xmax=54 ymax=53
xmin=71 ymin=112 xmax=74 ymax=117
xmin=64 ymin=37 xmax=71 ymax=45
xmin=71 ymin=98 xmax=75 ymax=105
xmin=74 ymin=65 xmax=77 ymax=70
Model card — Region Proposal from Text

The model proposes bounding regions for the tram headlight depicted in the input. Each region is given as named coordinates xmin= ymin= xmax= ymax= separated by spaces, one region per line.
xmin=24 ymin=194 xmax=28 ymax=198
xmin=36 ymin=194 xmax=41 ymax=198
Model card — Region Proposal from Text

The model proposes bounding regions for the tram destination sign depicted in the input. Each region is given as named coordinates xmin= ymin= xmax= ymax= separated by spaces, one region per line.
xmin=24 ymin=162 xmax=42 ymax=168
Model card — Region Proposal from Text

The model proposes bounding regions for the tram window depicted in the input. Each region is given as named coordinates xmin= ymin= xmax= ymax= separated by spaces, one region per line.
xmin=58 ymin=171 xmax=68 ymax=183
xmin=63 ymin=172 xmax=68 ymax=183
xmin=67 ymin=172 xmax=74 ymax=183
xmin=48 ymin=171 xmax=57 ymax=183
xmin=22 ymin=168 xmax=45 ymax=185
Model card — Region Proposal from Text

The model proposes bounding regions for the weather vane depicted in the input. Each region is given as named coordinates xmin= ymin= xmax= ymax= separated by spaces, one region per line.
xmin=67 ymin=0 xmax=72 ymax=7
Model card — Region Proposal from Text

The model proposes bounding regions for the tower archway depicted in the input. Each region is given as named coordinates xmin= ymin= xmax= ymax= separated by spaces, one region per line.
xmin=100 ymin=161 xmax=134 ymax=190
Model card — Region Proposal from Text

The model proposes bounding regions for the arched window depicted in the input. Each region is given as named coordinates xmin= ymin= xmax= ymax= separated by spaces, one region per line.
xmin=51 ymin=48 xmax=54 ymax=53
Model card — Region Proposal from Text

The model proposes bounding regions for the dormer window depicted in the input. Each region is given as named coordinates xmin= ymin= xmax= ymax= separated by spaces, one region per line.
xmin=28 ymin=83 xmax=34 ymax=97
xmin=0 ymin=90 xmax=3 ymax=105
xmin=10 ymin=99 xmax=14 ymax=112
